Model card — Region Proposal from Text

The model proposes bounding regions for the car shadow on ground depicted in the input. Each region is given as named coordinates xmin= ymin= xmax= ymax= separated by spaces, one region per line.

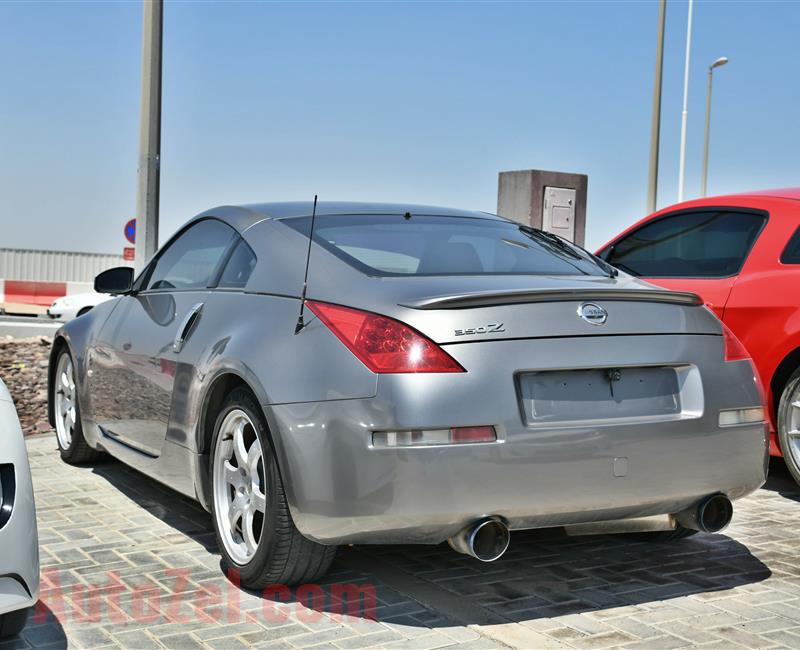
xmin=14 ymin=602 xmax=67 ymax=649
xmin=762 ymin=457 xmax=800 ymax=502
xmin=90 ymin=459 xmax=772 ymax=629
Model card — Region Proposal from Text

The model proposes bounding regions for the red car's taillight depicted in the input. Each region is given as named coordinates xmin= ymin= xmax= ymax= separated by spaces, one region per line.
xmin=722 ymin=323 xmax=750 ymax=362
xmin=306 ymin=301 xmax=465 ymax=373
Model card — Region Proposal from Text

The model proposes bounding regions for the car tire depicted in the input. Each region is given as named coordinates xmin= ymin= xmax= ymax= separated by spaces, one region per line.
xmin=52 ymin=348 xmax=99 ymax=464
xmin=0 ymin=608 xmax=29 ymax=639
xmin=625 ymin=526 xmax=698 ymax=542
xmin=777 ymin=367 xmax=800 ymax=486
xmin=76 ymin=306 xmax=92 ymax=317
xmin=209 ymin=387 xmax=337 ymax=589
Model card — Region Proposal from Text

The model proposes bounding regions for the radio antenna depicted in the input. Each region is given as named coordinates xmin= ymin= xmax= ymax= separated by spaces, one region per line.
xmin=294 ymin=194 xmax=318 ymax=334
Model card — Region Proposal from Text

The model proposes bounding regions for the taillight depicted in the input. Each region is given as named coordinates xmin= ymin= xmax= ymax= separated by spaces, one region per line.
xmin=722 ymin=323 xmax=750 ymax=362
xmin=307 ymin=301 xmax=465 ymax=373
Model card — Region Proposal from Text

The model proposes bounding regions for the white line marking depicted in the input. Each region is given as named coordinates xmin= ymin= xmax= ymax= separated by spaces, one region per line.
xmin=0 ymin=321 xmax=60 ymax=328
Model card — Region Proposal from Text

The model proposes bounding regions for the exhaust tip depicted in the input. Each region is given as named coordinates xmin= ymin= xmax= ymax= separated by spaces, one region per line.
xmin=676 ymin=494 xmax=733 ymax=533
xmin=449 ymin=517 xmax=510 ymax=562
xmin=697 ymin=494 xmax=733 ymax=533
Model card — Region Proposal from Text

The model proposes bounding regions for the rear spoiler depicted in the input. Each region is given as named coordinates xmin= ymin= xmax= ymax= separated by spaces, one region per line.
xmin=402 ymin=288 xmax=704 ymax=310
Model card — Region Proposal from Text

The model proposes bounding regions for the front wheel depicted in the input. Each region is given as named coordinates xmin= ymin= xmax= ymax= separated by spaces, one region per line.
xmin=777 ymin=368 xmax=800 ymax=486
xmin=52 ymin=349 xmax=99 ymax=464
xmin=209 ymin=387 xmax=336 ymax=588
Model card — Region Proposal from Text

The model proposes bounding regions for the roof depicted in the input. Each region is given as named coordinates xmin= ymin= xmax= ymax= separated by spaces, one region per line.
xmin=195 ymin=201 xmax=501 ymax=233
xmin=648 ymin=187 xmax=800 ymax=219
xmin=241 ymin=201 xmax=497 ymax=220
xmin=725 ymin=188 xmax=800 ymax=201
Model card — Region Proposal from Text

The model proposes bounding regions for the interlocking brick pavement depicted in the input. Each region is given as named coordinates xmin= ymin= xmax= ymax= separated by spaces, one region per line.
xmin=7 ymin=433 xmax=800 ymax=649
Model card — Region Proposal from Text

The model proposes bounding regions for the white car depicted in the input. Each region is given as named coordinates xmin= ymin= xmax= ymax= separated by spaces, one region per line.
xmin=48 ymin=292 xmax=113 ymax=321
xmin=0 ymin=379 xmax=39 ymax=638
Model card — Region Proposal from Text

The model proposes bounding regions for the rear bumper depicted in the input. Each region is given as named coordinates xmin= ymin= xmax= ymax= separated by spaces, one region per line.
xmin=0 ymin=402 xmax=40 ymax=616
xmin=267 ymin=335 xmax=768 ymax=545
xmin=0 ymin=576 xmax=37 ymax=617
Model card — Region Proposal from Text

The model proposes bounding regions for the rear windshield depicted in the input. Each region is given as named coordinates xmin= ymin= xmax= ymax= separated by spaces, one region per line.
xmin=283 ymin=214 xmax=610 ymax=277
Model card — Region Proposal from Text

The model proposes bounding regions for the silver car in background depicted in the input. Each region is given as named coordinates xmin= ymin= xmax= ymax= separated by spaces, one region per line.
xmin=0 ymin=379 xmax=39 ymax=638
xmin=48 ymin=202 xmax=768 ymax=588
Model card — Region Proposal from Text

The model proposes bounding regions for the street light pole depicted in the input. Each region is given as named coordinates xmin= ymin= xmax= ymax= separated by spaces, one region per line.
xmin=134 ymin=0 xmax=163 ymax=274
xmin=677 ymin=0 xmax=693 ymax=202
xmin=701 ymin=56 xmax=729 ymax=197
xmin=646 ymin=0 xmax=667 ymax=215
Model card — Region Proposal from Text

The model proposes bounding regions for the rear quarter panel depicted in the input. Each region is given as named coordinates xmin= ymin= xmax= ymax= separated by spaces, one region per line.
xmin=723 ymin=198 xmax=800 ymax=431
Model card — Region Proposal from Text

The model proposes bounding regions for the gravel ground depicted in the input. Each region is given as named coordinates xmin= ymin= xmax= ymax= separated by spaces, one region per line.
xmin=0 ymin=335 xmax=53 ymax=435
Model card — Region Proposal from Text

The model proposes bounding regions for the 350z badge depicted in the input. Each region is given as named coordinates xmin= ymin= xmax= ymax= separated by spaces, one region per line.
xmin=454 ymin=323 xmax=505 ymax=336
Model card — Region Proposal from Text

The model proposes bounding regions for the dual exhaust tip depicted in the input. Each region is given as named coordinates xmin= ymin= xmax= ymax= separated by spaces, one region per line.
xmin=448 ymin=494 xmax=733 ymax=562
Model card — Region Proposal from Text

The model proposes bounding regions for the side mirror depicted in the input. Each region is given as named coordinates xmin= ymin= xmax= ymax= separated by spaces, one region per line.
xmin=95 ymin=267 xmax=134 ymax=295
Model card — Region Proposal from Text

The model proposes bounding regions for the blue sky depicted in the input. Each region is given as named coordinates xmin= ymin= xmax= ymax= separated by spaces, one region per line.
xmin=1 ymin=0 xmax=798 ymax=255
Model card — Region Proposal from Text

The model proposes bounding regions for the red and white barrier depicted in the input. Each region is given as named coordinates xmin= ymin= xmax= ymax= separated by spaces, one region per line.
xmin=0 ymin=279 xmax=95 ymax=308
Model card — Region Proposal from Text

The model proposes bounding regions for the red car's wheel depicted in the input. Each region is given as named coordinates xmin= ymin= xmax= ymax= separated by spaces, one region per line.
xmin=777 ymin=367 xmax=800 ymax=486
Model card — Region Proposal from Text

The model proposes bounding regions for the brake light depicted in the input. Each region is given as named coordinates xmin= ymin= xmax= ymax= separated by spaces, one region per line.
xmin=722 ymin=323 xmax=750 ymax=362
xmin=307 ymin=301 xmax=465 ymax=373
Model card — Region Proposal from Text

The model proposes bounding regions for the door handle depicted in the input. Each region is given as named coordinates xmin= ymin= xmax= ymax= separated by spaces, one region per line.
xmin=173 ymin=302 xmax=204 ymax=353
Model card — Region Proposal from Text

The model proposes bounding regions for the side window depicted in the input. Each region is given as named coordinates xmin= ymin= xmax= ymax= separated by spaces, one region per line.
xmin=146 ymin=220 xmax=235 ymax=291
xmin=607 ymin=210 xmax=766 ymax=278
xmin=781 ymin=226 xmax=800 ymax=264
xmin=218 ymin=240 xmax=257 ymax=289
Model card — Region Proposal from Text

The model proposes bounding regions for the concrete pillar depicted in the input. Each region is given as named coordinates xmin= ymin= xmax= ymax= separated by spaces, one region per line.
xmin=497 ymin=170 xmax=588 ymax=247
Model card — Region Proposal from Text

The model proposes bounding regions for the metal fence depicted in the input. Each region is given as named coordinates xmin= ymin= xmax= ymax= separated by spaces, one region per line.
xmin=0 ymin=248 xmax=130 ymax=283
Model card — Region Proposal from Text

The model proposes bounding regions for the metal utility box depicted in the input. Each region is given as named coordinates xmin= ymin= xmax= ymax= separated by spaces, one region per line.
xmin=497 ymin=170 xmax=588 ymax=246
xmin=543 ymin=186 xmax=577 ymax=242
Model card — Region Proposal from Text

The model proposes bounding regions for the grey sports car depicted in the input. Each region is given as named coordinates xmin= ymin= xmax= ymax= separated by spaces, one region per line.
xmin=48 ymin=202 xmax=768 ymax=588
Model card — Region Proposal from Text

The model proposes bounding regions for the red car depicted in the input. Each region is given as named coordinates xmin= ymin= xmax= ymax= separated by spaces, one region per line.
xmin=598 ymin=188 xmax=800 ymax=484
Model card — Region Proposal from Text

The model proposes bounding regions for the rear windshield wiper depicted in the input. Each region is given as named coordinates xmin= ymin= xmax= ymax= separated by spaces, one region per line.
xmin=519 ymin=226 xmax=617 ymax=277
xmin=520 ymin=226 xmax=583 ymax=260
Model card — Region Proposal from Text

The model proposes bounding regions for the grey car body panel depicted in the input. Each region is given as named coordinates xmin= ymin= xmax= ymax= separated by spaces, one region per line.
xmin=270 ymin=336 xmax=766 ymax=543
xmin=49 ymin=202 xmax=768 ymax=545
xmin=0 ymin=380 xmax=40 ymax=616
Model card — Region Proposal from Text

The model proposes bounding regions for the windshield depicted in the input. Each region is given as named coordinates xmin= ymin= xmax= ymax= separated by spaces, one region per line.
xmin=282 ymin=214 xmax=611 ymax=277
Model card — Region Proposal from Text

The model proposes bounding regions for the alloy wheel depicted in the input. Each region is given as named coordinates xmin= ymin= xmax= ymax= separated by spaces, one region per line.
xmin=54 ymin=353 xmax=77 ymax=450
xmin=782 ymin=385 xmax=800 ymax=472
xmin=213 ymin=409 xmax=267 ymax=565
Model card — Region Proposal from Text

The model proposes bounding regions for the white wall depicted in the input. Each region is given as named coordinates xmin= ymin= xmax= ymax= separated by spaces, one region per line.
xmin=0 ymin=248 xmax=130 ymax=283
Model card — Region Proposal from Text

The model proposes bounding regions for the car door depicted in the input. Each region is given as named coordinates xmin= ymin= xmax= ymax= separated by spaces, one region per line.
xmin=601 ymin=208 xmax=768 ymax=319
xmin=88 ymin=218 xmax=237 ymax=457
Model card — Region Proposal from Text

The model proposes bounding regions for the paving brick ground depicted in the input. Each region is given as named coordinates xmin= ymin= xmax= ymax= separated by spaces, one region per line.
xmin=6 ymin=434 xmax=800 ymax=649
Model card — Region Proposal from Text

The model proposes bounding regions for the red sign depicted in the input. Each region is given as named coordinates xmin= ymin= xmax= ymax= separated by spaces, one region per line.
xmin=123 ymin=247 xmax=135 ymax=261
xmin=125 ymin=219 xmax=136 ymax=244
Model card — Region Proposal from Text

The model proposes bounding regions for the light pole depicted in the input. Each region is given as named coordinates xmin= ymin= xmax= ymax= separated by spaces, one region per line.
xmin=701 ymin=56 xmax=729 ymax=197
xmin=134 ymin=0 xmax=163 ymax=273
xmin=646 ymin=0 xmax=667 ymax=215
xmin=677 ymin=0 xmax=693 ymax=202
